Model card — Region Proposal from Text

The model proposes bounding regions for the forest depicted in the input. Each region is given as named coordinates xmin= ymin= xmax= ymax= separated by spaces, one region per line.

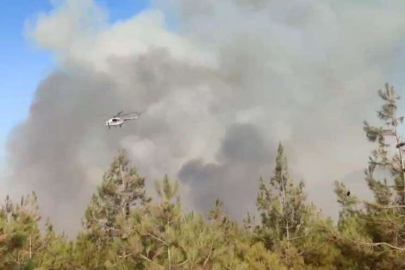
xmin=1 ymin=83 xmax=405 ymax=270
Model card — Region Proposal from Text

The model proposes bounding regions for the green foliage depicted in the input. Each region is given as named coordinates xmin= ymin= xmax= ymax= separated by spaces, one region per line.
xmin=257 ymin=144 xmax=311 ymax=244
xmin=83 ymin=149 xmax=151 ymax=239
xmin=0 ymin=193 xmax=42 ymax=270
xmin=256 ymin=143 xmax=340 ymax=269
xmin=327 ymin=83 xmax=405 ymax=270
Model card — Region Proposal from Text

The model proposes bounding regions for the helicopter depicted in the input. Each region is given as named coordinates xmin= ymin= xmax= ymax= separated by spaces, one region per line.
xmin=105 ymin=111 xmax=142 ymax=129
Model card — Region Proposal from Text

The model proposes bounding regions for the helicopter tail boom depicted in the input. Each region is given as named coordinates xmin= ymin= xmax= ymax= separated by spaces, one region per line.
xmin=123 ymin=116 xmax=139 ymax=121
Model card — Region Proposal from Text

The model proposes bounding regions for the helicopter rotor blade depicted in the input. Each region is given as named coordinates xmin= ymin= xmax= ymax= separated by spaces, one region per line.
xmin=114 ymin=111 xmax=124 ymax=117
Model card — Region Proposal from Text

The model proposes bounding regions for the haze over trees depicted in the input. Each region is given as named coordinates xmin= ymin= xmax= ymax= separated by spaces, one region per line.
xmin=1 ymin=84 xmax=405 ymax=269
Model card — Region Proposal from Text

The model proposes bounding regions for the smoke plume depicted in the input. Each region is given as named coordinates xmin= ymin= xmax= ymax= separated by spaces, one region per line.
xmin=3 ymin=0 xmax=405 ymax=236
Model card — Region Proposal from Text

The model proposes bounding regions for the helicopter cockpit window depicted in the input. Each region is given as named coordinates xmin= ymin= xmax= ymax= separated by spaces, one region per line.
xmin=112 ymin=118 xmax=118 ymax=122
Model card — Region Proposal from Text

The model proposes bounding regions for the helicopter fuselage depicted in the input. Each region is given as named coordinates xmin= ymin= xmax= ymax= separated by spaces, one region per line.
xmin=105 ymin=112 xmax=141 ymax=129
xmin=105 ymin=117 xmax=125 ymax=127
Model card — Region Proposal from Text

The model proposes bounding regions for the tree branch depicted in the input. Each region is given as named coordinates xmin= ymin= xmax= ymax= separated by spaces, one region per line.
xmin=333 ymin=232 xmax=405 ymax=253
xmin=142 ymin=231 xmax=169 ymax=246
xmin=352 ymin=239 xmax=405 ymax=252
xmin=203 ymin=242 xmax=214 ymax=267
xmin=139 ymin=254 xmax=164 ymax=269
xmin=365 ymin=202 xmax=405 ymax=209
xmin=119 ymin=252 xmax=137 ymax=259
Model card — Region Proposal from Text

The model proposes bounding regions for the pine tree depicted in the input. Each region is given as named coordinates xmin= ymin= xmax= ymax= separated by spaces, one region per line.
xmin=363 ymin=83 xmax=405 ymax=206
xmin=0 ymin=193 xmax=42 ymax=270
xmin=208 ymin=197 xmax=287 ymax=270
xmin=101 ymin=175 xmax=288 ymax=270
xmin=257 ymin=143 xmax=311 ymax=247
xmin=34 ymin=226 xmax=77 ymax=270
xmin=328 ymin=83 xmax=405 ymax=269
xmin=74 ymin=150 xmax=151 ymax=269
xmin=256 ymin=143 xmax=339 ymax=269
xmin=82 ymin=149 xmax=151 ymax=239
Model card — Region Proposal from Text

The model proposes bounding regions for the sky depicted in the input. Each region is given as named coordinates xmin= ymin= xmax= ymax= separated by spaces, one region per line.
xmin=0 ymin=0 xmax=150 ymax=162
xmin=0 ymin=0 xmax=53 ymax=161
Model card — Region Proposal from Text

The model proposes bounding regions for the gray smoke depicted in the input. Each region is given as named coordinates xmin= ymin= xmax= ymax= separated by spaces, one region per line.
xmin=3 ymin=48 xmax=224 ymax=235
xmin=3 ymin=0 xmax=405 ymax=236
xmin=178 ymin=123 xmax=276 ymax=218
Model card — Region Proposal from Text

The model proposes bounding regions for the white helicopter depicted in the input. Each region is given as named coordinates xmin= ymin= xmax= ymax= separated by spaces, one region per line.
xmin=105 ymin=111 xmax=142 ymax=129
